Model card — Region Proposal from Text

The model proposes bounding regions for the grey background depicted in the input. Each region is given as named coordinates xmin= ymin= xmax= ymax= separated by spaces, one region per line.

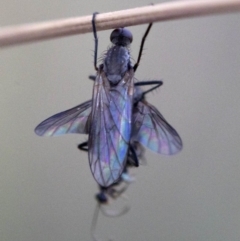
xmin=1 ymin=1 xmax=240 ymax=241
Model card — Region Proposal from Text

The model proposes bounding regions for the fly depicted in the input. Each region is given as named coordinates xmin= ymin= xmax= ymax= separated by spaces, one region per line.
xmin=35 ymin=13 xmax=183 ymax=187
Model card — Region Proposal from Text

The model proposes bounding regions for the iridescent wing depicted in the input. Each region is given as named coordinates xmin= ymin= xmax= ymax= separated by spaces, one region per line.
xmin=88 ymin=69 xmax=134 ymax=187
xmin=132 ymin=100 xmax=182 ymax=155
xmin=34 ymin=100 xmax=92 ymax=136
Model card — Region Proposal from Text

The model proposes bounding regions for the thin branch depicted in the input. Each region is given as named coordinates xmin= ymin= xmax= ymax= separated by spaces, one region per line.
xmin=0 ymin=0 xmax=240 ymax=48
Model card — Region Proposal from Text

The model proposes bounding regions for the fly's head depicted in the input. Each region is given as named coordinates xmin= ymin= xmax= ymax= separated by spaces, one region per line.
xmin=102 ymin=28 xmax=132 ymax=85
xmin=110 ymin=28 xmax=133 ymax=47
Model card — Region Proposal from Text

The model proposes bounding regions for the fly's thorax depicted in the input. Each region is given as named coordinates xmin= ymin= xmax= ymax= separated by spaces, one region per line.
xmin=103 ymin=45 xmax=131 ymax=85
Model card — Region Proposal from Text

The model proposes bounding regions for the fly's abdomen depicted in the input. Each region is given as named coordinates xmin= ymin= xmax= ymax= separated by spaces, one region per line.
xmin=103 ymin=46 xmax=130 ymax=84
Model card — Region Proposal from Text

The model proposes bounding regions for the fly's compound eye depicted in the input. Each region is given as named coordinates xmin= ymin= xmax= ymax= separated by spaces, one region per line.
xmin=110 ymin=28 xmax=133 ymax=46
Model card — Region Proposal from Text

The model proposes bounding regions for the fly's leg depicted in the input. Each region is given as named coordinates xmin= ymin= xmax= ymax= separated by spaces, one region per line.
xmin=78 ymin=141 xmax=88 ymax=151
xmin=133 ymin=23 xmax=153 ymax=72
xmin=128 ymin=144 xmax=139 ymax=167
xmin=92 ymin=12 xmax=99 ymax=71
xmin=135 ymin=80 xmax=163 ymax=97
xmin=88 ymin=75 xmax=96 ymax=81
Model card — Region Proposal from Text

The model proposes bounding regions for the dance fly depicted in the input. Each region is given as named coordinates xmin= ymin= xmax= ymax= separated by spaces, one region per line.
xmin=35 ymin=13 xmax=182 ymax=187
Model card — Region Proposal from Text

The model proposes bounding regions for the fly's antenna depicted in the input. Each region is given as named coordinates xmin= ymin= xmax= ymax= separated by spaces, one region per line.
xmin=133 ymin=23 xmax=153 ymax=72
xmin=92 ymin=12 xmax=99 ymax=71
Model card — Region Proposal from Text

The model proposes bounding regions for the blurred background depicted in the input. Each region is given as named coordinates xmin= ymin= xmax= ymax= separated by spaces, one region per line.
xmin=1 ymin=1 xmax=240 ymax=241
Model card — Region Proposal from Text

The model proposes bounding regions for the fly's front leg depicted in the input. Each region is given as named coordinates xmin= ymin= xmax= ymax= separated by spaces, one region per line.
xmin=92 ymin=12 xmax=99 ymax=71
xmin=133 ymin=23 xmax=153 ymax=72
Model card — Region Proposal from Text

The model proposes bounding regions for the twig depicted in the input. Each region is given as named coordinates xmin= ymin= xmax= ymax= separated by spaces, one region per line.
xmin=0 ymin=0 xmax=240 ymax=48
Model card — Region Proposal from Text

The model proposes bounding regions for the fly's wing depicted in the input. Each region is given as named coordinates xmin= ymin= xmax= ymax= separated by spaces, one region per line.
xmin=89 ymin=69 xmax=134 ymax=187
xmin=132 ymin=101 xmax=182 ymax=155
xmin=35 ymin=100 xmax=92 ymax=136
